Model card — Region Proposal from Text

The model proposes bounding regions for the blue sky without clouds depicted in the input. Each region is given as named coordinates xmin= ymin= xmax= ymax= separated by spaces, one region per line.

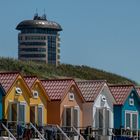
xmin=0 ymin=0 xmax=140 ymax=82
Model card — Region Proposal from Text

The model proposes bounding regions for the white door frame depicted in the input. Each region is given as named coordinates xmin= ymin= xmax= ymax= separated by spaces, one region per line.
xmin=8 ymin=101 xmax=26 ymax=123
xmin=63 ymin=105 xmax=80 ymax=127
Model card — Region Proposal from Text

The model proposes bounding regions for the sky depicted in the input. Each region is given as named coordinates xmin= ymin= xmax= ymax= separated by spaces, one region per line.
xmin=0 ymin=0 xmax=140 ymax=82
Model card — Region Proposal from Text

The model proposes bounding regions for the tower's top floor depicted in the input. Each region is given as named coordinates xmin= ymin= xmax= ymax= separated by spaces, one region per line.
xmin=16 ymin=14 xmax=62 ymax=31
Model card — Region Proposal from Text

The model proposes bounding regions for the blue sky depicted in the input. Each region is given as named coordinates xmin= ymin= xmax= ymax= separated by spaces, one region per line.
xmin=0 ymin=0 xmax=140 ymax=82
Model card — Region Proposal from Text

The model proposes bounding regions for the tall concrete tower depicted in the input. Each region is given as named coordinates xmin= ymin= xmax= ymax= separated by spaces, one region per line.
xmin=16 ymin=14 xmax=62 ymax=65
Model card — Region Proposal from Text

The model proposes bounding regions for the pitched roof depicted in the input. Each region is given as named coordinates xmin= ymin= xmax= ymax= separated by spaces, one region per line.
xmin=24 ymin=76 xmax=50 ymax=101
xmin=76 ymin=80 xmax=106 ymax=102
xmin=41 ymin=79 xmax=82 ymax=101
xmin=135 ymin=87 xmax=140 ymax=97
xmin=24 ymin=76 xmax=38 ymax=88
xmin=0 ymin=72 xmax=19 ymax=93
xmin=109 ymin=84 xmax=134 ymax=105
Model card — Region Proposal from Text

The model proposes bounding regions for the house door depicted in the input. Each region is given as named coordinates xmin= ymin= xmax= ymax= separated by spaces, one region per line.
xmin=9 ymin=102 xmax=26 ymax=123
xmin=63 ymin=107 xmax=79 ymax=140
xmin=125 ymin=111 xmax=138 ymax=130
xmin=63 ymin=107 xmax=79 ymax=127
xmin=30 ymin=106 xmax=36 ymax=124
xmin=95 ymin=108 xmax=110 ymax=135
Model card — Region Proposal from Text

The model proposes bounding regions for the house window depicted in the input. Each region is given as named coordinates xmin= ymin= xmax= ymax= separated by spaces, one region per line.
xmin=98 ymin=109 xmax=104 ymax=128
xmin=38 ymin=106 xmax=43 ymax=126
xmin=15 ymin=87 xmax=22 ymax=95
xmin=125 ymin=111 xmax=138 ymax=129
xmin=73 ymin=108 xmax=79 ymax=128
xmin=69 ymin=93 xmax=74 ymax=101
xmin=129 ymin=98 xmax=134 ymax=106
xmin=132 ymin=114 xmax=137 ymax=129
xmin=33 ymin=90 xmax=39 ymax=99
xmin=65 ymin=108 xmax=72 ymax=126
xmin=126 ymin=113 xmax=130 ymax=128
xmin=100 ymin=95 xmax=106 ymax=107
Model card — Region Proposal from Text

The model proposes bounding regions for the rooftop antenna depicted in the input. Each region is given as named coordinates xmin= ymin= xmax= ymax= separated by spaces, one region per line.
xmin=34 ymin=8 xmax=38 ymax=20
xmin=42 ymin=8 xmax=47 ymax=20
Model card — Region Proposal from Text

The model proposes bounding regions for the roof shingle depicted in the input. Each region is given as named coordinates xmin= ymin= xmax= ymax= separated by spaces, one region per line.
xmin=109 ymin=84 xmax=134 ymax=105
xmin=76 ymin=80 xmax=106 ymax=102
xmin=0 ymin=72 xmax=19 ymax=93
xmin=41 ymin=79 xmax=75 ymax=100
xmin=24 ymin=76 xmax=38 ymax=88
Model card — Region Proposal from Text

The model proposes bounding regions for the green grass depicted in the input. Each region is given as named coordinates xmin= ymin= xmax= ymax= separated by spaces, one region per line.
xmin=0 ymin=57 xmax=136 ymax=85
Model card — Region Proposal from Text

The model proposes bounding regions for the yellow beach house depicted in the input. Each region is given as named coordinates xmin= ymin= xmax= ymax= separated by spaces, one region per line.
xmin=0 ymin=72 xmax=31 ymax=123
xmin=24 ymin=76 xmax=50 ymax=126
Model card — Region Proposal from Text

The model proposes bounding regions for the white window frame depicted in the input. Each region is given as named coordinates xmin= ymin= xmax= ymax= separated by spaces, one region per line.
xmin=68 ymin=92 xmax=75 ymax=101
xmin=125 ymin=110 xmax=138 ymax=129
xmin=15 ymin=87 xmax=22 ymax=95
xmin=32 ymin=90 xmax=39 ymax=99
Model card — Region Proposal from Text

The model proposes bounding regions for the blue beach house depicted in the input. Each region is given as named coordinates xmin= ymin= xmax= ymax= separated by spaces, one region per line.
xmin=0 ymin=83 xmax=5 ymax=120
xmin=109 ymin=84 xmax=140 ymax=131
